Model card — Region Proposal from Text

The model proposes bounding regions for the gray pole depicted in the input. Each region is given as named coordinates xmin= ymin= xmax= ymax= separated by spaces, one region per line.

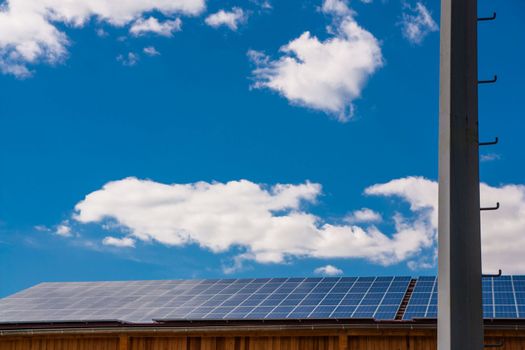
xmin=438 ymin=0 xmax=483 ymax=349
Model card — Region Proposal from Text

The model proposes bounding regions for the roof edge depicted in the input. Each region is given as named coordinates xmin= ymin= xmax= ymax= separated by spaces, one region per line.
xmin=2 ymin=319 xmax=525 ymax=336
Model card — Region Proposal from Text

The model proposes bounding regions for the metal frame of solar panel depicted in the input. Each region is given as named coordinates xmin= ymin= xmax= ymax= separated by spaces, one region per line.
xmin=0 ymin=277 xmax=411 ymax=324
xmin=402 ymin=276 xmax=525 ymax=320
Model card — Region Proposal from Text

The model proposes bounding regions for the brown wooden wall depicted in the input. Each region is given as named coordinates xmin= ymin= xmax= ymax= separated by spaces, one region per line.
xmin=0 ymin=329 xmax=524 ymax=350
xmin=128 ymin=336 xmax=340 ymax=350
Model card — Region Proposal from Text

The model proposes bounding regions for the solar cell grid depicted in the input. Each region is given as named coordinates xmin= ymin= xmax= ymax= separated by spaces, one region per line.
xmin=283 ymin=278 xmax=326 ymax=318
xmin=287 ymin=306 xmax=314 ymax=318
xmin=319 ymin=294 xmax=344 ymax=305
xmin=1 ymin=275 xmax=524 ymax=325
xmin=402 ymin=276 xmax=525 ymax=320
xmin=266 ymin=306 xmax=294 ymax=318
xmin=306 ymin=278 xmax=342 ymax=318
xmin=331 ymin=284 xmax=354 ymax=293
xmin=310 ymin=306 xmax=336 ymax=318
xmin=332 ymin=305 xmax=355 ymax=316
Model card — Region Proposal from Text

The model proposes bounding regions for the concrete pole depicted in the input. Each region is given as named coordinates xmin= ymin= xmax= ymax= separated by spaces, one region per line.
xmin=438 ymin=0 xmax=483 ymax=349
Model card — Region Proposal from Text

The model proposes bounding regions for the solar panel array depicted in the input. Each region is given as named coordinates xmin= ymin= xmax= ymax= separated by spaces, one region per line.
xmin=0 ymin=277 xmax=410 ymax=324
xmin=1 ymin=276 xmax=524 ymax=325
xmin=403 ymin=276 xmax=525 ymax=320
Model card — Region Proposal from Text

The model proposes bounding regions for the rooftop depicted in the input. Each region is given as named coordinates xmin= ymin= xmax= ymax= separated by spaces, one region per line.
xmin=0 ymin=275 xmax=523 ymax=327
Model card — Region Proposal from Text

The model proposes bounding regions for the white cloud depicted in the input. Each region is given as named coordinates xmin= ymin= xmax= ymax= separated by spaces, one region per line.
xmin=71 ymin=176 xmax=525 ymax=273
xmin=365 ymin=177 xmax=525 ymax=274
xmin=481 ymin=153 xmax=501 ymax=162
xmin=117 ymin=52 xmax=139 ymax=66
xmin=222 ymin=254 xmax=250 ymax=274
xmin=314 ymin=264 xmax=343 ymax=276
xmin=73 ymin=177 xmax=433 ymax=266
xmin=0 ymin=62 xmax=32 ymax=79
xmin=205 ymin=8 xmax=246 ymax=31
xmin=102 ymin=236 xmax=136 ymax=248
xmin=56 ymin=222 xmax=72 ymax=237
xmin=401 ymin=2 xmax=438 ymax=44
xmin=143 ymin=46 xmax=160 ymax=56
xmin=365 ymin=176 xmax=438 ymax=227
xmin=130 ymin=17 xmax=182 ymax=37
xmin=407 ymin=258 xmax=434 ymax=270
xmin=0 ymin=0 xmax=205 ymax=77
xmin=345 ymin=208 xmax=382 ymax=224
xmin=478 ymin=183 xmax=525 ymax=274
xmin=249 ymin=9 xmax=382 ymax=122
xmin=321 ymin=0 xmax=353 ymax=17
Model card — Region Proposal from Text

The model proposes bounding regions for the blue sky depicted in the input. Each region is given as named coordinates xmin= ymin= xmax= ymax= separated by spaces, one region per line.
xmin=0 ymin=0 xmax=524 ymax=297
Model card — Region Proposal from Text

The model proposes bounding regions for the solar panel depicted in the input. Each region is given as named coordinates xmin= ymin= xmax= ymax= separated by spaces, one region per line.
xmin=0 ymin=277 xmax=411 ymax=324
xmin=1 ymin=276 xmax=523 ymax=325
xmin=402 ymin=276 xmax=525 ymax=320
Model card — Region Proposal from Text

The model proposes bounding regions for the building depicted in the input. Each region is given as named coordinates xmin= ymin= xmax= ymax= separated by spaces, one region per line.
xmin=0 ymin=276 xmax=524 ymax=350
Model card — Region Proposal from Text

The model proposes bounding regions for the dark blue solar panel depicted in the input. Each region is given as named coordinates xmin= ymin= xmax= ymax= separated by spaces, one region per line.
xmin=0 ymin=276 xmax=412 ymax=324
xmin=403 ymin=275 xmax=525 ymax=320
xmin=1 ymin=275 xmax=523 ymax=324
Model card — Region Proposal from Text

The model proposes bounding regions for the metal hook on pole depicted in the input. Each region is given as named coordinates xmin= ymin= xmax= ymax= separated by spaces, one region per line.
xmin=478 ymin=12 xmax=497 ymax=21
xmin=479 ymin=137 xmax=499 ymax=146
xmin=481 ymin=202 xmax=500 ymax=211
xmin=482 ymin=269 xmax=502 ymax=278
xmin=479 ymin=75 xmax=498 ymax=84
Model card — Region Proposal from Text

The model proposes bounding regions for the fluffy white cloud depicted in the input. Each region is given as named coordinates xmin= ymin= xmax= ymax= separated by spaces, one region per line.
xmin=314 ymin=264 xmax=343 ymax=276
xmin=407 ymin=258 xmax=435 ymax=270
xmin=321 ymin=0 xmax=353 ymax=17
xmin=130 ymin=17 xmax=182 ymax=37
xmin=72 ymin=176 xmax=525 ymax=273
xmin=73 ymin=177 xmax=433 ymax=266
xmin=0 ymin=0 xmax=205 ymax=77
xmin=401 ymin=2 xmax=438 ymax=44
xmin=143 ymin=46 xmax=161 ymax=56
xmin=102 ymin=236 xmax=136 ymax=248
xmin=205 ymin=8 xmax=246 ymax=31
xmin=0 ymin=62 xmax=32 ymax=79
xmin=321 ymin=0 xmax=371 ymax=14
xmin=478 ymin=183 xmax=525 ymax=274
xmin=365 ymin=177 xmax=525 ymax=274
xmin=249 ymin=7 xmax=382 ymax=121
xmin=365 ymin=176 xmax=438 ymax=227
xmin=345 ymin=208 xmax=382 ymax=224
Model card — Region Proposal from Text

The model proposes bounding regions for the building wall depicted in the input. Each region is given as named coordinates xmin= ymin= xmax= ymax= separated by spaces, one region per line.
xmin=0 ymin=328 xmax=523 ymax=350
